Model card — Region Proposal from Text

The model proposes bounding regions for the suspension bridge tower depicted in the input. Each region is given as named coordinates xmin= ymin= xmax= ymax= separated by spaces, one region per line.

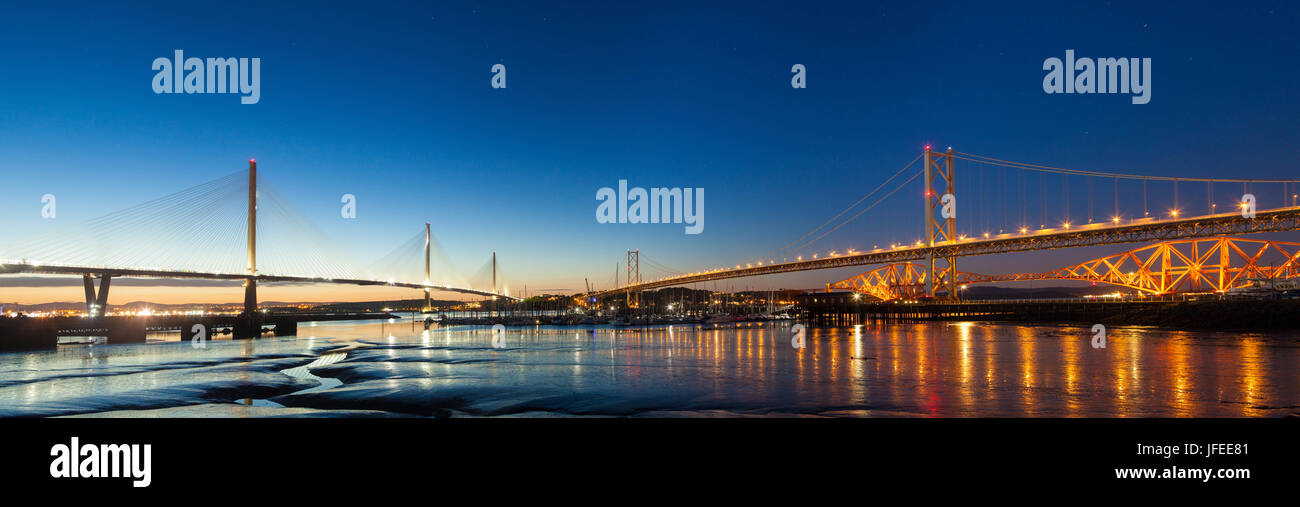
xmin=923 ymin=147 xmax=958 ymax=299
xmin=626 ymin=250 xmax=640 ymax=309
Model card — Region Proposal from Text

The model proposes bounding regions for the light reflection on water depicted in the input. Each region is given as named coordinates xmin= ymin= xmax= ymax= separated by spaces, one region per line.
xmin=0 ymin=318 xmax=1296 ymax=417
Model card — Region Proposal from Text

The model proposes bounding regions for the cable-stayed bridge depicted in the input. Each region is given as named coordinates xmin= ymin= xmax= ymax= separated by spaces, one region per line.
xmin=598 ymin=147 xmax=1300 ymax=300
xmin=0 ymin=160 xmax=517 ymax=321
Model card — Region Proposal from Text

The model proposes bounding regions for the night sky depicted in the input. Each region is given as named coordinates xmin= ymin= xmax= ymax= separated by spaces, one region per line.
xmin=1 ymin=1 xmax=1297 ymax=303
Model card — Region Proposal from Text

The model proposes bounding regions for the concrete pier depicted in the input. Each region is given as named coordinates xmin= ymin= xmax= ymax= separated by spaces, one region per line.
xmin=0 ymin=312 xmax=393 ymax=351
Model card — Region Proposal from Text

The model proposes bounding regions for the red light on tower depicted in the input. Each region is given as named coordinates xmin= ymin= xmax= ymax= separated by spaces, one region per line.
xmin=924 ymin=145 xmax=932 ymax=151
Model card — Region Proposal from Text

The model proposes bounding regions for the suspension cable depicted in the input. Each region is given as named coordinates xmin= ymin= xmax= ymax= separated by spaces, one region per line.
xmin=760 ymin=153 xmax=922 ymax=261
xmin=956 ymin=151 xmax=1300 ymax=183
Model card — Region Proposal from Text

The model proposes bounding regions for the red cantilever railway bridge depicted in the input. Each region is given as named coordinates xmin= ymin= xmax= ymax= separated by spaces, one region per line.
xmin=828 ymin=237 xmax=1300 ymax=300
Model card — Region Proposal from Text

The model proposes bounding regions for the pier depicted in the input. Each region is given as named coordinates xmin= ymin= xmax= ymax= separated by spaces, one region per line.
xmin=797 ymin=293 xmax=1300 ymax=329
xmin=0 ymin=312 xmax=396 ymax=351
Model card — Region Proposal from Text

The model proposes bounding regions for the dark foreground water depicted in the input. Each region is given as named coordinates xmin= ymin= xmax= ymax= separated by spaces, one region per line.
xmin=1 ymin=319 xmax=1297 ymax=417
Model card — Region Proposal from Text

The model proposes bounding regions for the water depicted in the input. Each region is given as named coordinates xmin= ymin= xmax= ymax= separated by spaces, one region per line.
xmin=1 ymin=318 xmax=1297 ymax=417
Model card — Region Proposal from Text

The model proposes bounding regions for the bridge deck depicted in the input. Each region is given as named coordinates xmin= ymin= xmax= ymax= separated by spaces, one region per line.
xmin=0 ymin=264 xmax=514 ymax=300
xmin=597 ymin=207 xmax=1300 ymax=295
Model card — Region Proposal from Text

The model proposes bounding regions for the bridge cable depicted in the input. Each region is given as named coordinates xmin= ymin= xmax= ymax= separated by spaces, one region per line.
xmin=955 ymin=151 xmax=1300 ymax=183
xmin=757 ymin=153 xmax=921 ymax=263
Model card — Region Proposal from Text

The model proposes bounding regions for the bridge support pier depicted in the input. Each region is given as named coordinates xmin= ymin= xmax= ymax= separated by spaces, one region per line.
xmin=83 ymin=274 xmax=95 ymax=315
xmin=236 ymin=278 xmax=260 ymax=339
xmin=243 ymin=278 xmax=257 ymax=316
xmin=96 ymin=274 xmax=112 ymax=314
xmin=82 ymin=273 xmax=112 ymax=317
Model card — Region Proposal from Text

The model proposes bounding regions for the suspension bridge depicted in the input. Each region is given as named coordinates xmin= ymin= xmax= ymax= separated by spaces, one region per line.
xmin=596 ymin=147 xmax=1300 ymax=301
xmin=0 ymin=160 xmax=518 ymax=326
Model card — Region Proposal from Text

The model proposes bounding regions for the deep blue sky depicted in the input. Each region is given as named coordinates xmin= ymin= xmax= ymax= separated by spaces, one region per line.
xmin=2 ymin=1 xmax=1298 ymax=298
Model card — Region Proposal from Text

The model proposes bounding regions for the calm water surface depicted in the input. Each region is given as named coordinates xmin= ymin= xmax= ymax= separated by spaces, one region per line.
xmin=0 ymin=318 xmax=1296 ymax=417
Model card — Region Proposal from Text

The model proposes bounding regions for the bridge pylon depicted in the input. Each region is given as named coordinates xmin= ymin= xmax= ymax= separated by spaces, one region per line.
xmin=924 ymin=146 xmax=958 ymax=299
xmin=81 ymin=273 xmax=112 ymax=317
xmin=424 ymin=222 xmax=431 ymax=312
xmin=239 ymin=159 xmax=259 ymax=338
xmin=626 ymin=250 xmax=640 ymax=309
